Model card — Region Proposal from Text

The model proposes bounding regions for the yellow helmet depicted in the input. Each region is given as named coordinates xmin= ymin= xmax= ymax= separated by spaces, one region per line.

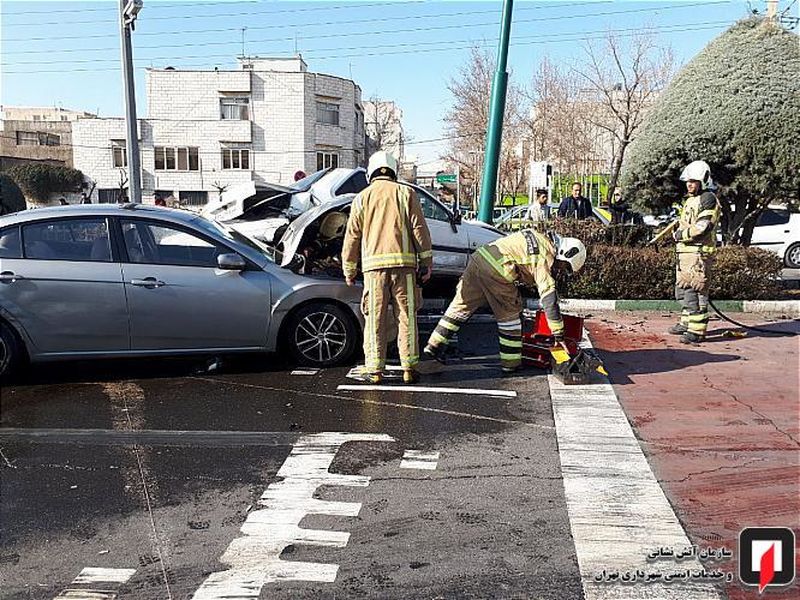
xmin=319 ymin=211 xmax=348 ymax=240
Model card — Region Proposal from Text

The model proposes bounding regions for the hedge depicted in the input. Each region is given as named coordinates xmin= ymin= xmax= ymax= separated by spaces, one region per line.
xmin=5 ymin=163 xmax=84 ymax=202
xmin=0 ymin=174 xmax=26 ymax=215
xmin=557 ymin=244 xmax=783 ymax=300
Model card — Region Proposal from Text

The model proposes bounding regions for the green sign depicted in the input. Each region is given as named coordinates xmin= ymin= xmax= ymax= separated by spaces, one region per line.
xmin=436 ymin=173 xmax=457 ymax=184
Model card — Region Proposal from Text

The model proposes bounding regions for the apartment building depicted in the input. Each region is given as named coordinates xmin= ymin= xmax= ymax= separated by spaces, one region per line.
xmin=73 ymin=56 xmax=366 ymax=205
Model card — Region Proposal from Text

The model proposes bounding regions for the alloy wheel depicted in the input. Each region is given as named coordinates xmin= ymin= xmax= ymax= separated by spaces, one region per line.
xmin=294 ymin=311 xmax=348 ymax=364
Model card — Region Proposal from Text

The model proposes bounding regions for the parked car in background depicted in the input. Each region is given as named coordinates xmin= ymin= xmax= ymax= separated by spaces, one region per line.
xmin=0 ymin=204 xmax=371 ymax=379
xmin=206 ymin=167 xmax=502 ymax=277
xmin=750 ymin=206 xmax=800 ymax=268
xmin=484 ymin=203 xmax=611 ymax=233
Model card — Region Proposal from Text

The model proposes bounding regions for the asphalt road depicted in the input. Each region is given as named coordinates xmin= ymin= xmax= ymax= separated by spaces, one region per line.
xmin=0 ymin=323 xmax=584 ymax=600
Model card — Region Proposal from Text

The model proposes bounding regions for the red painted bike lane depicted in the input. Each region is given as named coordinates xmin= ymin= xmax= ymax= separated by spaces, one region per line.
xmin=586 ymin=311 xmax=799 ymax=599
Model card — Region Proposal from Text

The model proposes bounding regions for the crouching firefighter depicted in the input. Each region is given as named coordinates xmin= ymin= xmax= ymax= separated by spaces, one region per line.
xmin=422 ymin=230 xmax=587 ymax=373
xmin=668 ymin=160 xmax=721 ymax=344
xmin=342 ymin=151 xmax=433 ymax=384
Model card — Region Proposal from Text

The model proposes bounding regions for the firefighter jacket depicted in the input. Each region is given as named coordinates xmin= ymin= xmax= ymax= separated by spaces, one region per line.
xmin=475 ymin=230 xmax=564 ymax=336
xmin=342 ymin=177 xmax=433 ymax=279
xmin=676 ymin=191 xmax=721 ymax=255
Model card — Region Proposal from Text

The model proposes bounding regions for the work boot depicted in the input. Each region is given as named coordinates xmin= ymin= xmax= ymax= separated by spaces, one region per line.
xmin=355 ymin=369 xmax=383 ymax=384
xmin=667 ymin=323 xmax=688 ymax=335
xmin=501 ymin=364 xmax=521 ymax=375
xmin=402 ymin=369 xmax=420 ymax=384
xmin=416 ymin=347 xmax=446 ymax=375
xmin=679 ymin=332 xmax=704 ymax=344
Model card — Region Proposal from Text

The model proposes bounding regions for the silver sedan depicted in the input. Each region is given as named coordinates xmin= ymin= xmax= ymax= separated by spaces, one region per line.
xmin=0 ymin=204 xmax=364 ymax=379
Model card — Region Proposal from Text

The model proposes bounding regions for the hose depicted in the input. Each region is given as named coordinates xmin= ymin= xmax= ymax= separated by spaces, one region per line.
xmin=707 ymin=298 xmax=798 ymax=337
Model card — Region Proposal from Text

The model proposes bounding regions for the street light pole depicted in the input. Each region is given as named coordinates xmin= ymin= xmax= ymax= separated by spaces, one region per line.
xmin=477 ymin=0 xmax=514 ymax=224
xmin=120 ymin=0 xmax=143 ymax=203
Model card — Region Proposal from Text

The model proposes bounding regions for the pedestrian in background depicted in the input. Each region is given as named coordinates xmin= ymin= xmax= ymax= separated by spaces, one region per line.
xmin=609 ymin=187 xmax=644 ymax=225
xmin=526 ymin=188 xmax=551 ymax=225
xmin=342 ymin=151 xmax=433 ymax=384
xmin=557 ymin=182 xmax=592 ymax=220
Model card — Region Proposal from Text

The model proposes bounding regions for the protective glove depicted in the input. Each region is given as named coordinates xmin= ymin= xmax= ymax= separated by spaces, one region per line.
xmin=672 ymin=228 xmax=683 ymax=242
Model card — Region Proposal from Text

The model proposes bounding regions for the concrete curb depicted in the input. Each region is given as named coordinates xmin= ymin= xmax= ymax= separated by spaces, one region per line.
xmin=421 ymin=298 xmax=799 ymax=316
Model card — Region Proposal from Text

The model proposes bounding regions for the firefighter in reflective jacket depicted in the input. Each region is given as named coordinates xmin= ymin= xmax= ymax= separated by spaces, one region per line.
xmin=342 ymin=151 xmax=433 ymax=384
xmin=423 ymin=230 xmax=586 ymax=373
xmin=668 ymin=160 xmax=721 ymax=344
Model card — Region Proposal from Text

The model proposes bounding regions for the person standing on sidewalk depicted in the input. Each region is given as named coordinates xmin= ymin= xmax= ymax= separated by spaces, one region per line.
xmin=422 ymin=230 xmax=586 ymax=373
xmin=557 ymin=182 xmax=592 ymax=220
xmin=342 ymin=151 xmax=433 ymax=384
xmin=668 ymin=160 xmax=721 ymax=344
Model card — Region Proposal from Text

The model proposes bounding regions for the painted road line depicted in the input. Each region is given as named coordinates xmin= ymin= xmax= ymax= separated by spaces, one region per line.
xmin=191 ymin=432 xmax=394 ymax=599
xmin=291 ymin=369 xmax=319 ymax=376
xmin=337 ymin=385 xmax=517 ymax=398
xmin=400 ymin=450 xmax=440 ymax=470
xmin=549 ymin=334 xmax=723 ymax=600
xmin=53 ymin=567 xmax=136 ymax=600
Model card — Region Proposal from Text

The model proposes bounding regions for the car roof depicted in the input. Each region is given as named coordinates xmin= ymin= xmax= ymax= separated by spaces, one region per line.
xmin=0 ymin=204 xmax=201 ymax=227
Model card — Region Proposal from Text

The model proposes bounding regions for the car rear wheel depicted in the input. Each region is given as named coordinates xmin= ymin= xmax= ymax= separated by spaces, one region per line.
xmin=286 ymin=303 xmax=358 ymax=367
xmin=0 ymin=322 xmax=22 ymax=382
xmin=785 ymin=242 xmax=800 ymax=269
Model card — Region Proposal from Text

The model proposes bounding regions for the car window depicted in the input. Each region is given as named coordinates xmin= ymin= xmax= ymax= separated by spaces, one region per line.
xmin=336 ymin=171 xmax=369 ymax=196
xmin=22 ymin=219 xmax=111 ymax=262
xmin=757 ymin=209 xmax=790 ymax=227
xmin=121 ymin=220 xmax=226 ymax=267
xmin=0 ymin=226 xmax=21 ymax=258
xmin=414 ymin=188 xmax=451 ymax=222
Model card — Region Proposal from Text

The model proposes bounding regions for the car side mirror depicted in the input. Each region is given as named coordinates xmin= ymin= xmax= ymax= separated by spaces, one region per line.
xmin=217 ymin=253 xmax=246 ymax=271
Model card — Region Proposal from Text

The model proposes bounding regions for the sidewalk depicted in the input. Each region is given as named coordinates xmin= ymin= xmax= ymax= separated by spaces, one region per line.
xmin=586 ymin=312 xmax=799 ymax=600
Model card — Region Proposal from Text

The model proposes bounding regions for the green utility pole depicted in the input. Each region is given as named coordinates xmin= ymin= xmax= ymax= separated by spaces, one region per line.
xmin=477 ymin=0 xmax=514 ymax=224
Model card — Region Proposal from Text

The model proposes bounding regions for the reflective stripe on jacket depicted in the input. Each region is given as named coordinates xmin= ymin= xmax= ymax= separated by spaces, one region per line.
xmin=475 ymin=230 xmax=564 ymax=335
xmin=676 ymin=191 xmax=720 ymax=255
xmin=341 ymin=177 xmax=433 ymax=278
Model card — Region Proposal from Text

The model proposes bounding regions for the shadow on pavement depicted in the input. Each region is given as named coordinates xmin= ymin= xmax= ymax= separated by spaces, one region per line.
xmin=593 ymin=347 xmax=741 ymax=385
xmin=8 ymin=352 xmax=293 ymax=386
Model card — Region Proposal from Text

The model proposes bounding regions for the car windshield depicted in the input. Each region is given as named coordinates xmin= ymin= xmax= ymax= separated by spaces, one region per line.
xmin=192 ymin=216 xmax=276 ymax=262
xmin=291 ymin=168 xmax=332 ymax=192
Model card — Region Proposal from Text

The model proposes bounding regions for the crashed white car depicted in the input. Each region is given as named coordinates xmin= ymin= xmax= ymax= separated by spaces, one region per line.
xmin=204 ymin=167 xmax=503 ymax=277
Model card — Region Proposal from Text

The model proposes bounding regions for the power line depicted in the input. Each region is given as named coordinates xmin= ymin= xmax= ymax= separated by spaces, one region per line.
xmin=1 ymin=1 xmax=698 ymax=58
xmin=3 ymin=1 xmax=611 ymax=42
xmin=3 ymin=0 xmax=260 ymax=17
xmin=2 ymin=21 xmax=731 ymax=75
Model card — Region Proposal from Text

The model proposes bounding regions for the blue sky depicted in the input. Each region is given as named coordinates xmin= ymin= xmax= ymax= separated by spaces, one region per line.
xmin=0 ymin=1 xmax=783 ymax=162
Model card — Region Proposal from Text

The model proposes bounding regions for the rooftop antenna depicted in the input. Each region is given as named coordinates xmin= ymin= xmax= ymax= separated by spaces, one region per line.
xmin=240 ymin=27 xmax=247 ymax=57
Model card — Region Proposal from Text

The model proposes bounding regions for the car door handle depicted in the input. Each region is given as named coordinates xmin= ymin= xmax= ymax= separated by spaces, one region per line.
xmin=130 ymin=277 xmax=166 ymax=288
xmin=0 ymin=271 xmax=22 ymax=283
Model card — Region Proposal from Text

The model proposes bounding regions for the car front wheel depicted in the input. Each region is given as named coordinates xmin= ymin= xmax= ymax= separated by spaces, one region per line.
xmin=785 ymin=242 xmax=800 ymax=269
xmin=286 ymin=303 xmax=359 ymax=367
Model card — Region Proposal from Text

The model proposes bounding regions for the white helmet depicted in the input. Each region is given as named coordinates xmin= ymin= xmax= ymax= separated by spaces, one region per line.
xmin=680 ymin=160 xmax=712 ymax=190
xmin=556 ymin=236 xmax=587 ymax=273
xmin=367 ymin=150 xmax=399 ymax=181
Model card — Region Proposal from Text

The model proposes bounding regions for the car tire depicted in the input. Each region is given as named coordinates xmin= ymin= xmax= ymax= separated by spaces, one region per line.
xmin=784 ymin=242 xmax=800 ymax=269
xmin=286 ymin=302 xmax=359 ymax=367
xmin=0 ymin=321 xmax=22 ymax=382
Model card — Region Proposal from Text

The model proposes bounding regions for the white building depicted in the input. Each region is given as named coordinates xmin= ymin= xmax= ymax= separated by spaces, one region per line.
xmin=0 ymin=105 xmax=96 ymax=123
xmin=73 ymin=56 xmax=365 ymax=205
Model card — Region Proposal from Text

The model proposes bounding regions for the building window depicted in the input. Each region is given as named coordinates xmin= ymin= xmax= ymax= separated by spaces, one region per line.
xmin=221 ymin=147 xmax=250 ymax=170
xmin=32 ymin=115 xmax=41 ymax=122
xmin=220 ymin=96 xmax=250 ymax=120
xmin=111 ymin=141 xmax=127 ymax=168
xmin=316 ymin=102 xmax=340 ymax=126
xmin=179 ymin=190 xmax=208 ymax=207
xmin=98 ymin=188 xmax=128 ymax=204
xmin=155 ymin=146 xmax=199 ymax=171
xmin=60 ymin=115 xmax=68 ymax=122
xmin=317 ymin=151 xmax=339 ymax=171
xmin=15 ymin=131 xmax=60 ymax=146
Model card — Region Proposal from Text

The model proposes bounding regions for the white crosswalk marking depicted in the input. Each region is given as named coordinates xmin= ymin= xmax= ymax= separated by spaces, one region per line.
xmin=53 ymin=567 xmax=136 ymax=600
xmin=400 ymin=450 xmax=440 ymax=470
xmin=191 ymin=432 xmax=394 ymax=599
xmin=549 ymin=332 xmax=724 ymax=599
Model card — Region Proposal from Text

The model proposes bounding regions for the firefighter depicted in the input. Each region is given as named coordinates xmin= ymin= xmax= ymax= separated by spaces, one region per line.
xmin=668 ymin=160 xmax=721 ymax=344
xmin=342 ymin=151 xmax=433 ymax=384
xmin=422 ymin=230 xmax=586 ymax=373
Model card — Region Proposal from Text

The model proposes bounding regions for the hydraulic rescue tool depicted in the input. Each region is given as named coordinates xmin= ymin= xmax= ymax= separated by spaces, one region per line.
xmin=521 ymin=309 xmax=607 ymax=384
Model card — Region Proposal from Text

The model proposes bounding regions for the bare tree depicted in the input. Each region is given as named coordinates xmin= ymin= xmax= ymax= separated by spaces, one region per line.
xmin=574 ymin=32 xmax=674 ymax=203
xmin=444 ymin=47 xmax=525 ymax=210
xmin=364 ymin=96 xmax=404 ymax=159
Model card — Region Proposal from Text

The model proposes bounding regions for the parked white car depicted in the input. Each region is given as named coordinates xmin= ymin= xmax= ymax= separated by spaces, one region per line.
xmin=204 ymin=168 xmax=503 ymax=277
xmin=751 ymin=206 xmax=800 ymax=268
